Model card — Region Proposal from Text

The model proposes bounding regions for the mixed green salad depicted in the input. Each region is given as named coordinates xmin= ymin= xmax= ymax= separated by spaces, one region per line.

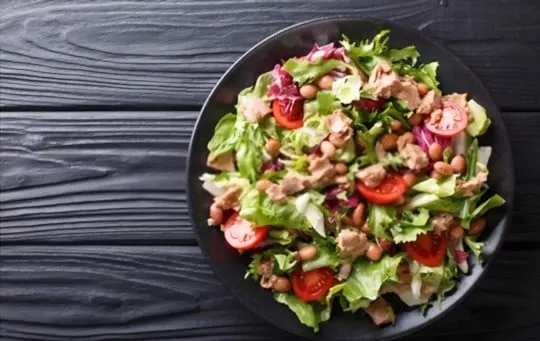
xmin=200 ymin=30 xmax=505 ymax=331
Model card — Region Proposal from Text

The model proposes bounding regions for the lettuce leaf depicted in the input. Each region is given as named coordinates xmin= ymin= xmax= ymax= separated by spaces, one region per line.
xmin=357 ymin=122 xmax=385 ymax=166
xmin=367 ymin=204 xmax=396 ymax=238
xmin=340 ymin=31 xmax=390 ymax=74
xmin=331 ymin=75 xmax=362 ymax=104
xmin=460 ymin=192 xmax=505 ymax=228
xmin=465 ymin=139 xmax=479 ymax=180
xmin=335 ymin=139 xmax=356 ymax=163
xmin=464 ymin=236 xmax=486 ymax=264
xmin=207 ymin=113 xmax=239 ymax=160
xmin=274 ymin=293 xmax=321 ymax=332
xmin=245 ymin=253 xmax=262 ymax=280
xmin=199 ymin=172 xmax=250 ymax=197
xmin=267 ymin=229 xmax=295 ymax=245
xmin=302 ymin=238 xmax=341 ymax=272
xmin=283 ymin=58 xmax=349 ymax=85
xmin=412 ymin=174 xmax=459 ymax=198
xmin=406 ymin=193 xmax=462 ymax=213
xmin=235 ymin=123 xmax=267 ymax=182
xmin=471 ymin=194 xmax=505 ymax=217
xmin=390 ymin=208 xmax=433 ymax=243
xmin=342 ymin=254 xmax=404 ymax=303
xmin=272 ymin=250 xmax=298 ymax=274
xmin=388 ymin=45 xmax=419 ymax=64
xmin=304 ymin=91 xmax=341 ymax=117
xmin=239 ymin=188 xmax=310 ymax=230
xmin=395 ymin=62 xmax=440 ymax=90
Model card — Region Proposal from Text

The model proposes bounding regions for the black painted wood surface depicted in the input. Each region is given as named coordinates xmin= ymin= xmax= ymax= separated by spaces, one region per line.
xmin=1 ymin=1 xmax=540 ymax=340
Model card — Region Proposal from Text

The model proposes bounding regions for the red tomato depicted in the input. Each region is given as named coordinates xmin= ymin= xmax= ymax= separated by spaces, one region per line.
xmin=356 ymin=173 xmax=407 ymax=205
xmin=353 ymin=98 xmax=386 ymax=111
xmin=404 ymin=232 xmax=448 ymax=267
xmin=424 ymin=101 xmax=468 ymax=137
xmin=272 ymin=100 xmax=303 ymax=129
xmin=291 ymin=267 xmax=335 ymax=302
xmin=223 ymin=213 xmax=268 ymax=251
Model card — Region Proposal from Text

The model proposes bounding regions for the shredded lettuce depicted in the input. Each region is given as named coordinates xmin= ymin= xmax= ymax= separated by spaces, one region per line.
xmin=283 ymin=58 xmax=350 ymax=85
xmin=412 ymin=174 xmax=458 ymax=198
xmin=331 ymin=75 xmax=362 ymax=104
xmin=466 ymin=100 xmax=491 ymax=137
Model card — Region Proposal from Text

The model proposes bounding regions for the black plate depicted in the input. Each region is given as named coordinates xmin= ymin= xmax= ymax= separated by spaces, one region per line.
xmin=187 ymin=17 xmax=514 ymax=341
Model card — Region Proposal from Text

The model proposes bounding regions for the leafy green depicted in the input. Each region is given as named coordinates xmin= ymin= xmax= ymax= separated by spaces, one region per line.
xmin=274 ymin=293 xmax=321 ymax=332
xmin=207 ymin=113 xmax=239 ymax=160
xmin=302 ymin=238 xmax=341 ymax=272
xmin=245 ymin=254 xmax=263 ymax=280
xmin=283 ymin=58 xmax=349 ymax=85
xmin=267 ymin=229 xmax=295 ymax=246
xmin=406 ymin=193 xmax=462 ymax=213
xmin=342 ymin=254 xmax=404 ymax=303
xmin=436 ymin=250 xmax=458 ymax=307
xmin=367 ymin=204 xmax=396 ymax=238
xmin=235 ymin=123 xmax=267 ymax=182
xmin=460 ymin=192 xmax=504 ymax=228
xmin=295 ymin=193 xmax=326 ymax=237
xmin=252 ymin=72 xmax=273 ymax=99
xmin=442 ymin=147 xmax=454 ymax=163
xmin=388 ymin=45 xmax=419 ymax=64
xmin=390 ymin=208 xmax=433 ymax=243
xmin=260 ymin=170 xmax=287 ymax=182
xmin=239 ymin=188 xmax=310 ymax=230
xmin=412 ymin=175 xmax=459 ymax=198
xmin=464 ymin=236 xmax=486 ymax=264
xmin=357 ymin=122 xmax=385 ymax=166
xmin=396 ymin=62 xmax=440 ymax=90
xmin=304 ymin=91 xmax=341 ymax=117
xmin=466 ymin=100 xmax=491 ymax=137
xmin=281 ymin=114 xmax=327 ymax=155
xmin=272 ymin=249 xmax=298 ymax=274
xmin=335 ymin=139 xmax=356 ymax=163
xmin=340 ymin=31 xmax=390 ymax=74
xmin=465 ymin=139 xmax=479 ymax=180
xmin=471 ymin=194 xmax=505 ymax=217
xmin=331 ymin=75 xmax=362 ymax=104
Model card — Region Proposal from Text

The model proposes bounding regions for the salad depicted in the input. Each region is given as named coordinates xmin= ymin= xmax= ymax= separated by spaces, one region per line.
xmin=200 ymin=30 xmax=505 ymax=331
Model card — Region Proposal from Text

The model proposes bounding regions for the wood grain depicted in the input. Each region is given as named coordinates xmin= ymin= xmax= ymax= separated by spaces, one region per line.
xmin=1 ymin=111 xmax=539 ymax=245
xmin=1 ymin=246 xmax=539 ymax=341
xmin=1 ymin=0 xmax=539 ymax=109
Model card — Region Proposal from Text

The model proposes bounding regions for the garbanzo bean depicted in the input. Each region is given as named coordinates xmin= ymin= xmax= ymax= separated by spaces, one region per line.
xmin=316 ymin=75 xmax=334 ymax=90
xmin=299 ymin=84 xmax=318 ymax=99
xmin=265 ymin=139 xmax=281 ymax=157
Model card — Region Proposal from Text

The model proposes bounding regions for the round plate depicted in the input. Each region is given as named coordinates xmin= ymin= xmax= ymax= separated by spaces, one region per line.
xmin=187 ymin=17 xmax=514 ymax=341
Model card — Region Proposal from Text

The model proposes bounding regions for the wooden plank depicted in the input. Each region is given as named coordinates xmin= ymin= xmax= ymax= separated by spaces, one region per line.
xmin=1 ymin=111 xmax=539 ymax=244
xmin=1 ymin=0 xmax=539 ymax=110
xmin=1 ymin=246 xmax=538 ymax=341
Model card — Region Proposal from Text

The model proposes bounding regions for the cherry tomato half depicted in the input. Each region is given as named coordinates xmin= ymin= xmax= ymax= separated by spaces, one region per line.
xmin=424 ymin=101 xmax=468 ymax=137
xmin=272 ymin=100 xmax=303 ymax=129
xmin=223 ymin=213 xmax=268 ymax=251
xmin=291 ymin=267 xmax=335 ymax=302
xmin=404 ymin=231 xmax=448 ymax=267
xmin=356 ymin=173 xmax=407 ymax=205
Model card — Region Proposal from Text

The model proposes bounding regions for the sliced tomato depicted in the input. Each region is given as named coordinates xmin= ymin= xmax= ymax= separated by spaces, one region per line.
xmin=291 ymin=267 xmax=334 ymax=302
xmin=404 ymin=231 xmax=448 ymax=267
xmin=223 ymin=213 xmax=268 ymax=251
xmin=272 ymin=100 xmax=303 ymax=129
xmin=353 ymin=98 xmax=386 ymax=111
xmin=424 ymin=101 xmax=468 ymax=137
xmin=356 ymin=173 xmax=407 ymax=205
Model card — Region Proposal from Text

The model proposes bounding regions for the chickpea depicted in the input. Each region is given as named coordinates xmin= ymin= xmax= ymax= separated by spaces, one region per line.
xmin=434 ymin=161 xmax=453 ymax=176
xmin=468 ymin=217 xmax=487 ymax=236
xmin=390 ymin=119 xmax=402 ymax=132
xmin=366 ymin=243 xmax=383 ymax=261
xmin=352 ymin=203 xmax=366 ymax=226
xmin=408 ymin=113 xmax=424 ymax=126
xmin=379 ymin=133 xmax=398 ymax=151
xmin=298 ymin=245 xmax=318 ymax=262
xmin=329 ymin=134 xmax=347 ymax=148
xmin=320 ymin=140 xmax=336 ymax=157
xmin=272 ymin=276 xmax=291 ymax=292
xmin=299 ymin=84 xmax=318 ymax=99
xmin=430 ymin=169 xmax=444 ymax=180
xmin=265 ymin=139 xmax=281 ymax=158
xmin=360 ymin=223 xmax=371 ymax=234
xmin=451 ymin=154 xmax=466 ymax=174
xmin=209 ymin=204 xmax=223 ymax=225
xmin=402 ymin=172 xmax=416 ymax=188
xmin=256 ymin=179 xmax=273 ymax=192
xmin=417 ymin=83 xmax=429 ymax=96
xmin=450 ymin=224 xmax=464 ymax=240
xmin=334 ymin=162 xmax=348 ymax=175
xmin=316 ymin=75 xmax=334 ymax=90
xmin=428 ymin=142 xmax=443 ymax=161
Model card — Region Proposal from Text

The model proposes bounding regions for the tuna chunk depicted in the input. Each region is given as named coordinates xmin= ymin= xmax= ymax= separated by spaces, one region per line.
xmin=207 ymin=152 xmax=236 ymax=172
xmin=457 ymin=171 xmax=488 ymax=197
xmin=417 ymin=90 xmax=442 ymax=114
xmin=432 ymin=213 xmax=454 ymax=235
xmin=326 ymin=109 xmax=353 ymax=146
xmin=214 ymin=186 xmax=242 ymax=210
xmin=395 ymin=77 xmax=421 ymax=110
xmin=400 ymin=144 xmax=429 ymax=170
xmin=364 ymin=298 xmax=395 ymax=326
xmin=307 ymin=154 xmax=336 ymax=188
xmin=265 ymin=184 xmax=287 ymax=203
xmin=238 ymin=94 xmax=272 ymax=122
xmin=280 ymin=171 xmax=308 ymax=195
xmin=356 ymin=163 xmax=387 ymax=188
xmin=442 ymin=92 xmax=468 ymax=109
xmin=336 ymin=229 xmax=369 ymax=260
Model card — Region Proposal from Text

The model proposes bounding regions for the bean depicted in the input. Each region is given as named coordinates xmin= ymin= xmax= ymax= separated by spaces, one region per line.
xmin=417 ymin=83 xmax=429 ymax=96
xmin=209 ymin=204 xmax=223 ymax=225
xmin=316 ymin=75 xmax=334 ymax=90
xmin=408 ymin=113 xmax=424 ymax=126
xmin=265 ymin=139 xmax=281 ymax=157
xmin=399 ymin=132 xmax=416 ymax=148
xmin=428 ymin=142 xmax=443 ymax=161
xmin=299 ymin=84 xmax=318 ymax=99
xmin=390 ymin=119 xmax=402 ymax=132
xmin=450 ymin=224 xmax=464 ymax=240
xmin=342 ymin=216 xmax=354 ymax=226
xmin=430 ymin=169 xmax=444 ymax=180
xmin=320 ymin=140 xmax=336 ymax=157
xmin=402 ymin=172 xmax=416 ymax=188
xmin=468 ymin=217 xmax=487 ymax=236
xmin=352 ymin=203 xmax=366 ymax=226
xmin=434 ymin=161 xmax=453 ymax=176
xmin=272 ymin=276 xmax=291 ymax=292
xmin=334 ymin=162 xmax=348 ymax=175
xmin=298 ymin=245 xmax=318 ymax=262
xmin=379 ymin=133 xmax=398 ymax=151
xmin=256 ymin=179 xmax=273 ymax=192
xmin=366 ymin=243 xmax=383 ymax=261
xmin=360 ymin=223 xmax=371 ymax=234
xmin=451 ymin=154 xmax=466 ymax=173
xmin=379 ymin=239 xmax=392 ymax=251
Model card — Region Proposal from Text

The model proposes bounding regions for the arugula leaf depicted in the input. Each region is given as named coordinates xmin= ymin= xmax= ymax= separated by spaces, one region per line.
xmin=239 ymin=188 xmax=310 ymax=230
xmin=331 ymin=75 xmax=362 ymax=104
xmin=304 ymin=91 xmax=341 ymax=117
xmin=464 ymin=236 xmax=486 ymax=264
xmin=274 ymin=293 xmax=321 ymax=332
xmin=207 ymin=113 xmax=239 ymax=160
xmin=367 ymin=204 xmax=396 ymax=238
xmin=412 ymin=174 xmax=459 ymax=198
xmin=283 ymin=58 xmax=349 ymax=85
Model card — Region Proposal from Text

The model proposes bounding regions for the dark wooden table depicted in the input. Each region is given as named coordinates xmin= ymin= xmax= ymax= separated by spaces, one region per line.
xmin=1 ymin=1 xmax=540 ymax=340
